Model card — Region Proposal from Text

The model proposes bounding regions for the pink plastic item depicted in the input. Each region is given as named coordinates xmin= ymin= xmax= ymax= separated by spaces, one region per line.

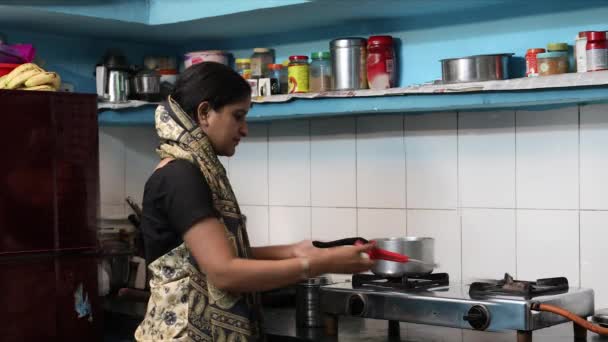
xmin=0 ymin=44 xmax=36 ymax=64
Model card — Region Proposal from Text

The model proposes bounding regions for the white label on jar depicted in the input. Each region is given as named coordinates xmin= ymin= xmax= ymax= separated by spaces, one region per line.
xmin=251 ymin=59 xmax=262 ymax=77
xmin=386 ymin=59 xmax=394 ymax=73
xmin=576 ymin=38 xmax=587 ymax=73
xmin=587 ymin=48 xmax=608 ymax=71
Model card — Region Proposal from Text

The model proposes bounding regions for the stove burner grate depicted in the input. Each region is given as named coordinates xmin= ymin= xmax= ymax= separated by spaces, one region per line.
xmin=352 ymin=272 xmax=449 ymax=291
xmin=469 ymin=273 xmax=569 ymax=299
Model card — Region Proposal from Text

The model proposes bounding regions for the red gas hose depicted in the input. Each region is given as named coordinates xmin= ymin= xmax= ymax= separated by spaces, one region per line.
xmin=531 ymin=303 xmax=608 ymax=335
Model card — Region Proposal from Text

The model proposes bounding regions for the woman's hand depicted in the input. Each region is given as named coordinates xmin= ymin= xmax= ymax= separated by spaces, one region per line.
xmin=311 ymin=243 xmax=375 ymax=275
xmin=292 ymin=239 xmax=321 ymax=258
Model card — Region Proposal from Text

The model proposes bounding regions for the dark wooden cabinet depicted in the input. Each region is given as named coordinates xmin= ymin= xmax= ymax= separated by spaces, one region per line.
xmin=0 ymin=90 xmax=101 ymax=341
xmin=0 ymin=91 xmax=98 ymax=254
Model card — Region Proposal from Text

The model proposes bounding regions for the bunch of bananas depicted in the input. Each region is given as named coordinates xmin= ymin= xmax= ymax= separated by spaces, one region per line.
xmin=0 ymin=63 xmax=61 ymax=91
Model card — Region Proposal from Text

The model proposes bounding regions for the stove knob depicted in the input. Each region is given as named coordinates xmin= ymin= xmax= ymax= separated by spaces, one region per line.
xmin=347 ymin=294 xmax=367 ymax=317
xmin=464 ymin=305 xmax=491 ymax=330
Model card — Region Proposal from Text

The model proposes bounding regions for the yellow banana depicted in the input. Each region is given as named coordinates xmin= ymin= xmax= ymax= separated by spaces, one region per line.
xmin=22 ymin=84 xmax=56 ymax=91
xmin=51 ymin=73 xmax=61 ymax=89
xmin=0 ymin=75 xmax=7 ymax=89
xmin=3 ymin=63 xmax=43 ymax=85
xmin=6 ymin=69 xmax=44 ymax=89
xmin=24 ymin=71 xmax=59 ymax=88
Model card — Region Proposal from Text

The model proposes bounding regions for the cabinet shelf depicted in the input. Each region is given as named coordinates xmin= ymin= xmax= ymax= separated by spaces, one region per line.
xmin=98 ymin=72 xmax=608 ymax=126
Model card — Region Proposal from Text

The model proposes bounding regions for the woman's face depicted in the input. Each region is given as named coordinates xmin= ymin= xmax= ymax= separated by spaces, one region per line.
xmin=199 ymin=97 xmax=250 ymax=157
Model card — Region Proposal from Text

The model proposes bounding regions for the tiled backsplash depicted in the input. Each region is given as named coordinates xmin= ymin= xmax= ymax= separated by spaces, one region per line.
xmin=99 ymin=103 xmax=608 ymax=308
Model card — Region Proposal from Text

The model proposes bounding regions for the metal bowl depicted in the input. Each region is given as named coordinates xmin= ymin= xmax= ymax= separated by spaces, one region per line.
xmin=440 ymin=53 xmax=514 ymax=84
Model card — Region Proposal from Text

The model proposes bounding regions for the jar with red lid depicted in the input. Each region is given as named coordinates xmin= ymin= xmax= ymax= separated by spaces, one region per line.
xmin=288 ymin=55 xmax=309 ymax=93
xmin=586 ymin=31 xmax=608 ymax=72
xmin=366 ymin=35 xmax=396 ymax=89
xmin=525 ymin=48 xmax=546 ymax=77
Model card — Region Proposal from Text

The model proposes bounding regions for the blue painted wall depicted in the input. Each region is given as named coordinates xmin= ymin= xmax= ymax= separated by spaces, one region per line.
xmin=184 ymin=4 xmax=608 ymax=87
xmin=0 ymin=28 xmax=178 ymax=93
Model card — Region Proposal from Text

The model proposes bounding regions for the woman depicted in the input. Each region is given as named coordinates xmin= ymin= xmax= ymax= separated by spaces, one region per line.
xmin=134 ymin=62 xmax=374 ymax=342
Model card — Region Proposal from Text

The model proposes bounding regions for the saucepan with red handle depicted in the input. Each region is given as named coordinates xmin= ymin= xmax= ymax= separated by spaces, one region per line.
xmin=312 ymin=237 xmax=435 ymax=277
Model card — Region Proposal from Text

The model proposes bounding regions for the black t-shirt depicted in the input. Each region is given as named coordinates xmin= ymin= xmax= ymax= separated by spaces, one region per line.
xmin=140 ymin=159 xmax=219 ymax=264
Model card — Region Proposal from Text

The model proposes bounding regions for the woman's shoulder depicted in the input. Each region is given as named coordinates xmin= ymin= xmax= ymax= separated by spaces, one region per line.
xmin=155 ymin=159 xmax=200 ymax=177
xmin=146 ymin=159 xmax=207 ymax=190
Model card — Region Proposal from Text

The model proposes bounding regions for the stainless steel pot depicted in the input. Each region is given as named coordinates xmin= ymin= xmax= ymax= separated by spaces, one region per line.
xmin=371 ymin=237 xmax=434 ymax=277
xmin=440 ymin=53 xmax=513 ymax=84
xmin=133 ymin=69 xmax=161 ymax=101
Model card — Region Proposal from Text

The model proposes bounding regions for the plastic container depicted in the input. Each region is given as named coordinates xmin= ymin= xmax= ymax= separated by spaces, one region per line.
xmin=537 ymin=52 xmax=569 ymax=76
xmin=525 ymin=48 xmax=546 ymax=77
xmin=367 ymin=35 xmax=396 ymax=89
xmin=250 ymin=48 xmax=274 ymax=78
xmin=309 ymin=51 xmax=332 ymax=92
xmin=586 ymin=31 xmax=608 ymax=72
xmin=235 ymin=58 xmax=252 ymax=79
xmin=288 ymin=55 xmax=309 ymax=93
xmin=0 ymin=63 xmax=19 ymax=76
xmin=267 ymin=63 xmax=284 ymax=94
xmin=575 ymin=31 xmax=588 ymax=73
xmin=184 ymin=50 xmax=228 ymax=69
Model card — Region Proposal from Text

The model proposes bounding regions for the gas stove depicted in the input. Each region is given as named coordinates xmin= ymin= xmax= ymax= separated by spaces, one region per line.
xmin=320 ymin=273 xmax=594 ymax=341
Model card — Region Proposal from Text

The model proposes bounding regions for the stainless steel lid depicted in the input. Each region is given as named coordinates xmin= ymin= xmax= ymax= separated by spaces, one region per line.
xmin=592 ymin=309 xmax=608 ymax=327
xmin=330 ymin=37 xmax=367 ymax=48
xmin=440 ymin=53 xmax=514 ymax=62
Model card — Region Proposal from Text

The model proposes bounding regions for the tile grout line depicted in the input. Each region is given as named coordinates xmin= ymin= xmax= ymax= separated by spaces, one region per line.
xmin=266 ymin=123 xmax=271 ymax=245
xmin=240 ymin=203 xmax=597 ymax=211
xmin=514 ymin=109 xmax=518 ymax=278
xmin=309 ymin=119 xmax=313 ymax=240
xmin=354 ymin=117 xmax=359 ymax=236
xmin=456 ymin=111 xmax=463 ymax=283
xmin=578 ymin=105 xmax=582 ymax=286
xmin=403 ymin=113 xmax=408 ymax=235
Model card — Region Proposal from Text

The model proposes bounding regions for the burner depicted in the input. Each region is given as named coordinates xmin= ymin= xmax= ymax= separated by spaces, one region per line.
xmin=469 ymin=273 xmax=569 ymax=299
xmin=352 ymin=273 xmax=449 ymax=291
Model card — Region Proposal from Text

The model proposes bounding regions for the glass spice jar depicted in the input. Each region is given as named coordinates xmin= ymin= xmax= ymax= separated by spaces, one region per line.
xmin=235 ymin=58 xmax=252 ymax=79
xmin=525 ymin=48 xmax=546 ymax=77
xmin=250 ymin=48 xmax=274 ymax=78
xmin=537 ymin=52 xmax=569 ymax=76
xmin=309 ymin=52 xmax=332 ymax=92
xmin=288 ymin=55 xmax=309 ymax=93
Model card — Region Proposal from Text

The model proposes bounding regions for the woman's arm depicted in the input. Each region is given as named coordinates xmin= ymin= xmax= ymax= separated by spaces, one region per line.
xmin=250 ymin=240 xmax=317 ymax=260
xmin=184 ymin=217 xmax=373 ymax=293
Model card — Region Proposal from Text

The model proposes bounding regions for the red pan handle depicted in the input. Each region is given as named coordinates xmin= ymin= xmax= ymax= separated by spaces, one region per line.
xmin=354 ymin=240 xmax=410 ymax=263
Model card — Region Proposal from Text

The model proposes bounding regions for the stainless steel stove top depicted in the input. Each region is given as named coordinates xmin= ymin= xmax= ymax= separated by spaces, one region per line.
xmin=320 ymin=279 xmax=594 ymax=333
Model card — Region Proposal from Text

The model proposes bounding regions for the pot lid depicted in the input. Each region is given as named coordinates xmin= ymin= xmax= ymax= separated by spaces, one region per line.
xmin=137 ymin=69 xmax=160 ymax=77
xmin=439 ymin=53 xmax=514 ymax=62
xmin=330 ymin=37 xmax=367 ymax=48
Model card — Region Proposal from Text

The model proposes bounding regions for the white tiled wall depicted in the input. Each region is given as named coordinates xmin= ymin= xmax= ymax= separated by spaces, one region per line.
xmin=100 ymin=103 xmax=608 ymax=307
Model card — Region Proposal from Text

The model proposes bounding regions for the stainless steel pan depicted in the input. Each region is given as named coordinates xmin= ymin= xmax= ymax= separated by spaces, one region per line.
xmin=440 ymin=53 xmax=513 ymax=84
xmin=312 ymin=237 xmax=435 ymax=277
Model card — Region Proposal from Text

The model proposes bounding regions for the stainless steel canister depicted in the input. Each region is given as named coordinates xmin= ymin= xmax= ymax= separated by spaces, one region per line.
xmin=296 ymin=276 xmax=330 ymax=327
xmin=330 ymin=37 xmax=368 ymax=90
xmin=108 ymin=70 xmax=130 ymax=103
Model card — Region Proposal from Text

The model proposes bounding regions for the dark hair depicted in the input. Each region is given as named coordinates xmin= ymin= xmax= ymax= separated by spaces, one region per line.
xmin=171 ymin=62 xmax=251 ymax=121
